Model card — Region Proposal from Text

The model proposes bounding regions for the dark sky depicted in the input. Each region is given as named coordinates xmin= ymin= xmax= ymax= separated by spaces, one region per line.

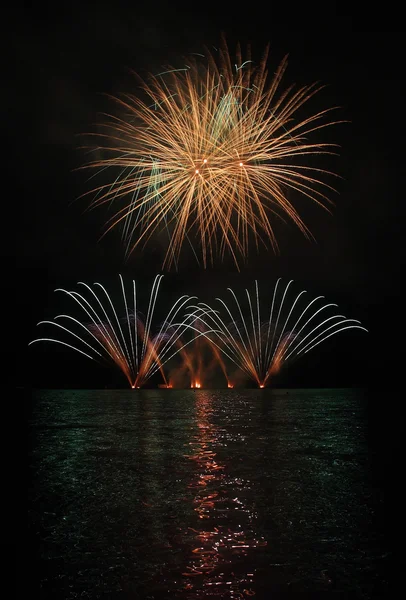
xmin=9 ymin=2 xmax=404 ymax=389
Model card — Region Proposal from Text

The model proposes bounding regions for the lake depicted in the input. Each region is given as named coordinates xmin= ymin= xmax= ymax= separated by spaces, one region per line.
xmin=25 ymin=388 xmax=389 ymax=598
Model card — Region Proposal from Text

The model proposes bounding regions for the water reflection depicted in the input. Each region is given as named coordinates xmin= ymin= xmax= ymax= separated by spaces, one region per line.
xmin=27 ymin=389 xmax=387 ymax=598
xmin=181 ymin=391 xmax=266 ymax=598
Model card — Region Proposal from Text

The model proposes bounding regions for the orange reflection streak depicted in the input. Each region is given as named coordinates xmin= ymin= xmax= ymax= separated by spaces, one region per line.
xmin=180 ymin=391 xmax=267 ymax=597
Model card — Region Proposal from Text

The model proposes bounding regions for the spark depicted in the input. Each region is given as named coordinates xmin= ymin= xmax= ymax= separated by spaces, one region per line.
xmin=82 ymin=39 xmax=340 ymax=269
xmin=28 ymin=275 xmax=197 ymax=388
xmin=188 ymin=279 xmax=368 ymax=387
xmin=169 ymin=318 xmax=230 ymax=388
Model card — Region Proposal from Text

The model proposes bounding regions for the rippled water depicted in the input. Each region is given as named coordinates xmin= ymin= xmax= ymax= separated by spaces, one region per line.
xmin=26 ymin=389 xmax=388 ymax=598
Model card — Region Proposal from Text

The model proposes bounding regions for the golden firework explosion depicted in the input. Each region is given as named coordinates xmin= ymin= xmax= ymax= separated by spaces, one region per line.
xmin=83 ymin=40 xmax=339 ymax=268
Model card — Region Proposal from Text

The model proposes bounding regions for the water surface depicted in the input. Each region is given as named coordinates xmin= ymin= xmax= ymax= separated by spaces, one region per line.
xmin=26 ymin=388 xmax=388 ymax=598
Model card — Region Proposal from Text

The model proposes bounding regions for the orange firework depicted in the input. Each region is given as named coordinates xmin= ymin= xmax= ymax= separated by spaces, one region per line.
xmin=83 ymin=39 xmax=339 ymax=268
xmin=169 ymin=320 xmax=230 ymax=389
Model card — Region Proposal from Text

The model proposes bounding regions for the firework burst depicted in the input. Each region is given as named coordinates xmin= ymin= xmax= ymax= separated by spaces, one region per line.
xmin=83 ymin=40 xmax=339 ymax=269
xmin=189 ymin=279 xmax=368 ymax=388
xmin=28 ymin=275 xmax=198 ymax=388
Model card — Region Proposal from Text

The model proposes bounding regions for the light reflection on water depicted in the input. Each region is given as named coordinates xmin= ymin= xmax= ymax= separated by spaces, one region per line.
xmin=181 ymin=391 xmax=265 ymax=597
xmin=26 ymin=388 xmax=388 ymax=599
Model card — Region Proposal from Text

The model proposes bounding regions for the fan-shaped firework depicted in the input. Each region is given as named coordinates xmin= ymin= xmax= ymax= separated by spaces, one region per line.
xmin=28 ymin=275 xmax=199 ymax=388
xmin=189 ymin=279 xmax=368 ymax=388
xmin=83 ymin=40 xmax=339 ymax=269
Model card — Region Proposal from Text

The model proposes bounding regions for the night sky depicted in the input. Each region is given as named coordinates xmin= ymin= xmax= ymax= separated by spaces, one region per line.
xmin=10 ymin=3 xmax=404 ymax=391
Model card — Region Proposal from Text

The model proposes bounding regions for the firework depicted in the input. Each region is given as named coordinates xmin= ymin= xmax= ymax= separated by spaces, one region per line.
xmin=189 ymin=279 xmax=368 ymax=388
xmin=168 ymin=319 xmax=230 ymax=389
xmin=83 ymin=40 xmax=339 ymax=269
xmin=28 ymin=275 xmax=199 ymax=388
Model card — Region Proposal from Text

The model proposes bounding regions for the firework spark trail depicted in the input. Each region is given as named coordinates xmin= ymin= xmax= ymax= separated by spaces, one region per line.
xmin=188 ymin=279 xmax=368 ymax=388
xmin=169 ymin=319 xmax=231 ymax=388
xmin=28 ymin=275 xmax=198 ymax=388
xmin=82 ymin=40 xmax=340 ymax=269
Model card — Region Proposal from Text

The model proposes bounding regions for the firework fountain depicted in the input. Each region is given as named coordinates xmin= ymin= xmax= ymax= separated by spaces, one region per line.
xmin=168 ymin=319 xmax=230 ymax=389
xmin=29 ymin=275 xmax=204 ymax=388
xmin=187 ymin=278 xmax=368 ymax=388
